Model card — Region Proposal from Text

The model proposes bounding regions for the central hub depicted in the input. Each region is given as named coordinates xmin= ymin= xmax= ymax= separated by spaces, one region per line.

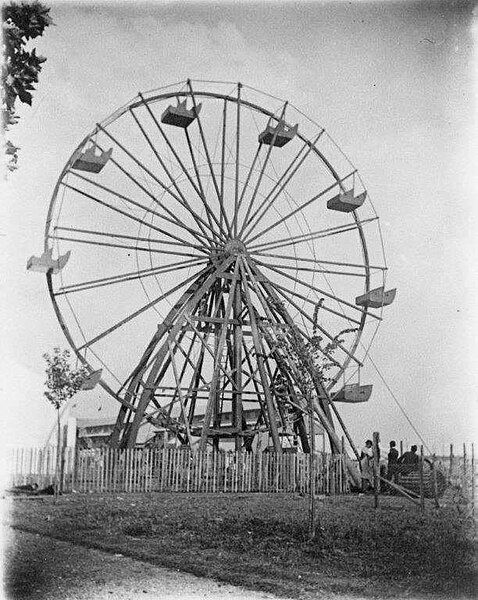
xmin=224 ymin=239 xmax=246 ymax=256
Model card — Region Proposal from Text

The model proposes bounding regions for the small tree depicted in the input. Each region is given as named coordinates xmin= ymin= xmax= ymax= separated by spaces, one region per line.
xmin=2 ymin=1 xmax=53 ymax=171
xmin=43 ymin=347 xmax=87 ymax=492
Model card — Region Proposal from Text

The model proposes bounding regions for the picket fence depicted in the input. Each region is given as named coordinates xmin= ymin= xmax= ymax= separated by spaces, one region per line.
xmin=8 ymin=446 xmax=349 ymax=495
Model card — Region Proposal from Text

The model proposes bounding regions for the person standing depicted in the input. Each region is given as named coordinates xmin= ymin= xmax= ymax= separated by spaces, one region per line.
xmin=398 ymin=444 xmax=419 ymax=475
xmin=387 ymin=440 xmax=399 ymax=489
xmin=360 ymin=439 xmax=374 ymax=492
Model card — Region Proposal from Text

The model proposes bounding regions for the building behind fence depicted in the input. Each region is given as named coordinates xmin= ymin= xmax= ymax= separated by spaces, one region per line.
xmin=8 ymin=447 xmax=348 ymax=495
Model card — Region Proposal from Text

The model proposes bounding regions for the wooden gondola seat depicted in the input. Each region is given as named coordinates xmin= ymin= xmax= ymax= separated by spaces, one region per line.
xmin=80 ymin=369 xmax=103 ymax=391
xmin=333 ymin=383 xmax=373 ymax=403
xmin=327 ymin=189 xmax=366 ymax=213
xmin=72 ymin=146 xmax=113 ymax=174
xmin=355 ymin=286 xmax=396 ymax=309
xmin=26 ymin=248 xmax=71 ymax=274
xmin=258 ymin=121 xmax=298 ymax=147
xmin=161 ymin=100 xmax=202 ymax=128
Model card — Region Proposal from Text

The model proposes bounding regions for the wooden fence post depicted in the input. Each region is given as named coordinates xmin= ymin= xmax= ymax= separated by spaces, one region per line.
xmin=400 ymin=440 xmax=403 ymax=457
xmin=419 ymin=445 xmax=425 ymax=512
xmin=431 ymin=454 xmax=439 ymax=509
xmin=449 ymin=444 xmax=454 ymax=480
xmin=372 ymin=432 xmax=380 ymax=508
xmin=59 ymin=426 xmax=68 ymax=494
xmin=463 ymin=443 xmax=467 ymax=492
xmin=472 ymin=443 xmax=475 ymax=517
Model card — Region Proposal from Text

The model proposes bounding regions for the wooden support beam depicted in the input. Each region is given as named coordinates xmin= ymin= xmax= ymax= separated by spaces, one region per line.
xmin=123 ymin=256 xmax=234 ymax=447
xmin=199 ymin=261 xmax=240 ymax=451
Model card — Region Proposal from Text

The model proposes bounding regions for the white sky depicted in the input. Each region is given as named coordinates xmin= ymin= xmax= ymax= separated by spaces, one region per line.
xmin=1 ymin=0 xmax=477 ymax=454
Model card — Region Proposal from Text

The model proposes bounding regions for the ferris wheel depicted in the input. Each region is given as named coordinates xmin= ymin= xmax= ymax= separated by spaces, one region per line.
xmin=30 ymin=79 xmax=395 ymax=454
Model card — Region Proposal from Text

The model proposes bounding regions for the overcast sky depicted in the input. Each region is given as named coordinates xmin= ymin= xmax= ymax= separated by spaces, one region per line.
xmin=1 ymin=0 xmax=476 ymax=454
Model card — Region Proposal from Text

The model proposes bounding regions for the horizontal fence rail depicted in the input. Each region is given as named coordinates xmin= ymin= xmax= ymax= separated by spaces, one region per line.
xmin=7 ymin=447 xmax=349 ymax=495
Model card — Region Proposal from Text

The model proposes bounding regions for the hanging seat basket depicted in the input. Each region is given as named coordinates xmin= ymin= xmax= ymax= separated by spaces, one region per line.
xmin=355 ymin=286 xmax=396 ymax=309
xmin=327 ymin=189 xmax=366 ymax=213
xmin=26 ymin=248 xmax=71 ymax=274
xmin=333 ymin=383 xmax=373 ymax=403
xmin=161 ymin=100 xmax=202 ymax=128
xmin=80 ymin=369 xmax=103 ymax=391
xmin=258 ymin=121 xmax=298 ymax=147
xmin=72 ymin=146 xmax=113 ymax=173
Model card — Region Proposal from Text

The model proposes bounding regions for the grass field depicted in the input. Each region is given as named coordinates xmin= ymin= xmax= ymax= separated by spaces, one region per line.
xmin=6 ymin=492 xmax=477 ymax=599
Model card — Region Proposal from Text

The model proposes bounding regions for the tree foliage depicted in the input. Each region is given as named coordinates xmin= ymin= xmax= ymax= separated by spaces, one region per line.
xmin=43 ymin=347 xmax=87 ymax=410
xmin=2 ymin=1 xmax=53 ymax=171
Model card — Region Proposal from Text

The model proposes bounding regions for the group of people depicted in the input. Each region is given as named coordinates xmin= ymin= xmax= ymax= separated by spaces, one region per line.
xmin=359 ymin=439 xmax=419 ymax=492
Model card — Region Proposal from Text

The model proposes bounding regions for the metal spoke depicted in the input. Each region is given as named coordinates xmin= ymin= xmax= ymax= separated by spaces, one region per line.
xmin=242 ymin=131 xmax=323 ymax=240
xmin=235 ymin=145 xmax=261 ymax=218
xmin=249 ymin=216 xmax=378 ymax=253
xmin=251 ymin=250 xmax=387 ymax=271
xmin=255 ymin=260 xmax=381 ymax=321
xmin=129 ymin=107 xmax=220 ymax=246
xmin=61 ymin=181 xmax=210 ymax=254
xmin=55 ymin=257 xmax=207 ymax=296
xmin=69 ymin=171 xmax=214 ymax=248
xmin=49 ymin=234 xmax=203 ymax=259
xmin=95 ymin=129 xmax=219 ymax=248
xmin=54 ymin=226 xmax=204 ymax=251
xmin=183 ymin=128 xmax=215 ymax=236
xmin=232 ymin=82 xmax=242 ymax=237
xmin=253 ymin=258 xmax=366 ymax=278
xmin=187 ymin=79 xmax=233 ymax=236
xmin=269 ymin=279 xmax=361 ymax=327
xmin=220 ymin=98 xmax=227 ymax=230
xmin=238 ymin=103 xmax=288 ymax=238
xmin=136 ymin=92 xmax=228 ymax=241
xmin=77 ymin=265 xmax=213 ymax=351
xmin=244 ymin=169 xmax=356 ymax=245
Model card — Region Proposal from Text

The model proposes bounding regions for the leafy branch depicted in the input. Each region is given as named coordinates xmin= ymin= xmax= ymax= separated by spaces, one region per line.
xmin=2 ymin=1 xmax=53 ymax=171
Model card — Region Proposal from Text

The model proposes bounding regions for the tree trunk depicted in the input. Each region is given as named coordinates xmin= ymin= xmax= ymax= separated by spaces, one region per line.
xmin=55 ymin=407 xmax=60 ymax=499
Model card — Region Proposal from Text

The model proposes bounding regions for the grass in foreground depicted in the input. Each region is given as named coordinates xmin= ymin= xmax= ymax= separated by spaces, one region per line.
xmin=6 ymin=492 xmax=476 ymax=599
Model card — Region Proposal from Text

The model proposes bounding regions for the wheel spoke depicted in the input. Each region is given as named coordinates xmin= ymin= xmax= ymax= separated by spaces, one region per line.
xmin=48 ymin=234 xmax=203 ymax=259
xmin=95 ymin=130 xmax=220 ymax=248
xmin=268 ymin=279 xmax=361 ymax=327
xmin=129 ymin=107 xmax=221 ymax=246
xmin=242 ymin=131 xmax=323 ymax=240
xmin=232 ymin=82 xmax=242 ymax=237
xmin=61 ymin=181 xmax=210 ymax=254
xmin=254 ymin=260 xmax=380 ymax=321
xmin=77 ymin=265 xmax=213 ymax=351
xmin=136 ymin=92 xmax=228 ymax=241
xmin=54 ymin=226 xmax=204 ymax=251
xmin=55 ymin=257 xmax=207 ymax=296
xmin=248 ymin=216 xmax=378 ymax=253
xmin=253 ymin=258 xmax=366 ymax=278
xmin=251 ymin=250 xmax=386 ymax=271
xmin=244 ymin=169 xmax=356 ymax=245
xmin=187 ymin=79 xmax=233 ymax=236
xmin=220 ymin=98 xmax=227 ymax=231
xmin=69 ymin=170 xmax=214 ymax=248
xmin=238 ymin=103 xmax=288 ymax=238
xmin=235 ymin=145 xmax=261 ymax=218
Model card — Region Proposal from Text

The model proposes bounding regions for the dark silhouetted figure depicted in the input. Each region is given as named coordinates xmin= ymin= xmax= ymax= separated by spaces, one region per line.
xmin=398 ymin=444 xmax=419 ymax=475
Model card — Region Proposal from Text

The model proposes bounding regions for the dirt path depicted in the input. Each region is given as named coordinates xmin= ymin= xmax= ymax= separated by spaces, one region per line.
xmin=3 ymin=527 xmax=294 ymax=600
